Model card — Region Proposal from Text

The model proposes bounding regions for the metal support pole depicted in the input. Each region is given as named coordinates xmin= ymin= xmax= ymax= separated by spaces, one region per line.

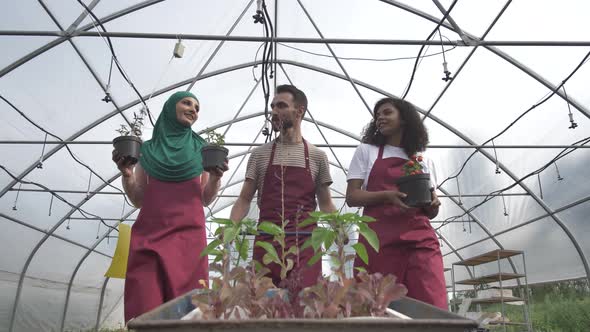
xmin=3 ymin=30 xmax=590 ymax=46
xmin=522 ymin=252 xmax=532 ymax=332
xmin=295 ymin=0 xmax=373 ymax=116
xmin=3 ymin=140 xmax=589 ymax=149
xmin=94 ymin=277 xmax=110 ymax=331
xmin=186 ymin=0 xmax=255 ymax=91
xmin=443 ymin=194 xmax=590 ymax=256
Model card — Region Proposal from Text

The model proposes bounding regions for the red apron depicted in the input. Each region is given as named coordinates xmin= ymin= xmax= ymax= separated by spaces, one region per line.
xmin=354 ymin=145 xmax=447 ymax=309
xmin=124 ymin=175 xmax=208 ymax=322
xmin=252 ymin=139 xmax=321 ymax=288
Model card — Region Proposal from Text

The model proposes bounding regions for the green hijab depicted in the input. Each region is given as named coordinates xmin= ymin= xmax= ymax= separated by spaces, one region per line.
xmin=139 ymin=91 xmax=206 ymax=182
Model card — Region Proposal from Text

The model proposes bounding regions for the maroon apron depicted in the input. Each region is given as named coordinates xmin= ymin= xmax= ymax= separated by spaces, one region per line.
xmin=354 ymin=145 xmax=447 ymax=309
xmin=124 ymin=175 xmax=208 ymax=322
xmin=252 ymin=139 xmax=321 ymax=288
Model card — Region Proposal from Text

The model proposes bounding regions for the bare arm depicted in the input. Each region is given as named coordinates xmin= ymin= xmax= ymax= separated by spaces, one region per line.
xmin=201 ymin=172 xmax=218 ymax=207
xmin=229 ymin=178 xmax=257 ymax=222
xmin=346 ymin=179 xmax=410 ymax=210
xmin=316 ymin=183 xmax=336 ymax=212
xmin=113 ymin=150 xmax=147 ymax=208
xmin=422 ymin=190 xmax=441 ymax=219
xmin=201 ymin=161 xmax=229 ymax=207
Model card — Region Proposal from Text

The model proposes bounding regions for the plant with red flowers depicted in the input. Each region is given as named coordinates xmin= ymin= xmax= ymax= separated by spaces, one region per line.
xmin=402 ymin=155 xmax=426 ymax=176
xmin=396 ymin=154 xmax=432 ymax=208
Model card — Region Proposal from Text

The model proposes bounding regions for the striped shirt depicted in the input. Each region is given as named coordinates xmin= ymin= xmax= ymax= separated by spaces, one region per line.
xmin=245 ymin=140 xmax=333 ymax=205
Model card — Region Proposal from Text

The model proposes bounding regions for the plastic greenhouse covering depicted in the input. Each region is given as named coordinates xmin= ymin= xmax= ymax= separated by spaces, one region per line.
xmin=1 ymin=0 xmax=589 ymax=331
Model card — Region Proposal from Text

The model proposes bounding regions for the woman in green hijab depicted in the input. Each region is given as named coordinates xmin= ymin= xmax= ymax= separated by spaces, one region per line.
xmin=112 ymin=91 xmax=227 ymax=322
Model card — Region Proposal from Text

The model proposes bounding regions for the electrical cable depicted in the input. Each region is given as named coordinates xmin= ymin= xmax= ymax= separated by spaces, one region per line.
xmin=401 ymin=0 xmax=460 ymax=99
xmin=435 ymin=135 xmax=590 ymax=231
xmin=0 ymin=164 xmax=118 ymax=232
xmin=76 ymin=0 xmax=155 ymax=126
xmin=277 ymin=41 xmax=457 ymax=62
xmin=0 ymin=94 xmax=134 ymax=208
xmin=437 ymin=49 xmax=590 ymax=190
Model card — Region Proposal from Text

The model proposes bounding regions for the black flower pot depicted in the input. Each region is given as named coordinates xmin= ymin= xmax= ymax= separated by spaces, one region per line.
xmin=395 ymin=173 xmax=432 ymax=208
xmin=201 ymin=145 xmax=229 ymax=172
xmin=113 ymin=135 xmax=142 ymax=165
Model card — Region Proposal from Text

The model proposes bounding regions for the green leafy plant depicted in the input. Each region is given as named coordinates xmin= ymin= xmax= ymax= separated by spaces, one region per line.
xmin=299 ymin=211 xmax=379 ymax=279
xmin=195 ymin=217 xmax=299 ymax=319
xmin=195 ymin=218 xmax=273 ymax=319
xmin=116 ymin=109 xmax=146 ymax=137
xmin=256 ymin=220 xmax=298 ymax=281
xmin=298 ymin=211 xmax=407 ymax=318
xmin=204 ymin=129 xmax=226 ymax=146
xmin=193 ymin=212 xmax=408 ymax=320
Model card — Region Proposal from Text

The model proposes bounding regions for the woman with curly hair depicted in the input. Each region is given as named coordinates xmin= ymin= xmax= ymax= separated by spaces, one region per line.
xmin=346 ymin=97 xmax=446 ymax=309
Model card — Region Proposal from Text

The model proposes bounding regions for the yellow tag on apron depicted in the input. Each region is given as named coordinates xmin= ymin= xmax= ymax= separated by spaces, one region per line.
xmin=105 ymin=223 xmax=131 ymax=279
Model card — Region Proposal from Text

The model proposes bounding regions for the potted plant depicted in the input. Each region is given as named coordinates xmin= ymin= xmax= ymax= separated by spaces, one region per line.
xmin=112 ymin=110 xmax=145 ymax=165
xmin=201 ymin=130 xmax=229 ymax=172
xmin=395 ymin=154 xmax=432 ymax=208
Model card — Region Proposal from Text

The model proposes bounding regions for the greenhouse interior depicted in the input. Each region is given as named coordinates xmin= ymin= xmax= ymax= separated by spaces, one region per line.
xmin=1 ymin=0 xmax=589 ymax=331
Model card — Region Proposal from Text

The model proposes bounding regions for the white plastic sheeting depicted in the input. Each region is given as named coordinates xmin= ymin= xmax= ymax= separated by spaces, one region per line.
xmin=1 ymin=0 xmax=589 ymax=331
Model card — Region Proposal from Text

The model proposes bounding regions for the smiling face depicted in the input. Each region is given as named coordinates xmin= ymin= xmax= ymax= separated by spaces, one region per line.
xmin=375 ymin=102 xmax=404 ymax=137
xmin=175 ymin=97 xmax=199 ymax=127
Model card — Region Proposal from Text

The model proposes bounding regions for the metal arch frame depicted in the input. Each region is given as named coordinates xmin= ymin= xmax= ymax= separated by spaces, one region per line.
xmin=444 ymin=193 xmax=590 ymax=258
xmin=2 ymin=1 xmax=588 ymax=329
xmin=436 ymin=232 xmax=475 ymax=281
xmin=4 ymin=59 xmax=589 ymax=330
xmin=0 ymin=0 xmax=166 ymax=79
xmin=409 ymin=0 xmax=525 ymax=280
xmin=306 ymin=60 xmax=590 ymax=283
xmin=36 ymin=0 xmax=133 ymax=127
xmin=269 ymin=61 xmax=590 ymax=284
xmin=220 ymin=81 xmax=262 ymax=138
xmin=5 ymin=56 xmax=589 ymax=285
xmin=185 ymin=0 xmax=255 ymax=91
xmin=379 ymin=0 xmax=590 ymax=120
xmin=95 ymin=277 xmax=110 ymax=331
xmin=7 ymin=173 xmax=122 ymax=332
xmin=437 ymin=186 xmax=524 ymax=285
xmin=0 ymin=213 xmax=111 ymax=258
xmin=295 ymin=0 xmax=373 ymax=116
xmin=378 ymin=0 xmax=590 ymax=283
xmin=424 ymin=0 xmax=512 ymax=118
xmin=0 ymin=60 xmax=265 ymax=199
xmin=98 ymin=287 xmax=125 ymax=330
xmin=5 ymin=30 xmax=590 ymax=47
xmin=2 ymin=0 xmax=588 ymax=324
xmin=4 ymin=142 xmax=590 ymax=149
xmin=59 ymin=209 xmax=134 ymax=332
xmin=66 ymin=0 xmax=101 ymax=33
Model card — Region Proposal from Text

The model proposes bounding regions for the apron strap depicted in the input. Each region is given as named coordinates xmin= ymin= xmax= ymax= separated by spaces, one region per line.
xmin=303 ymin=139 xmax=310 ymax=171
xmin=377 ymin=145 xmax=385 ymax=160
xmin=268 ymin=141 xmax=278 ymax=169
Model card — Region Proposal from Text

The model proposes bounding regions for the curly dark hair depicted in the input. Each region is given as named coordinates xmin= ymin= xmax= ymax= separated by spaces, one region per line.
xmin=361 ymin=97 xmax=429 ymax=157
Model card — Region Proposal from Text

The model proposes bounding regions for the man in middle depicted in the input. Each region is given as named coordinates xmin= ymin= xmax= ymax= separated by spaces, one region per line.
xmin=230 ymin=84 xmax=336 ymax=287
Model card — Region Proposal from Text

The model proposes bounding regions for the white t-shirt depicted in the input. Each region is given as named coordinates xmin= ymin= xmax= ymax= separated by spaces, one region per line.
xmin=347 ymin=143 xmax=438 ymax=190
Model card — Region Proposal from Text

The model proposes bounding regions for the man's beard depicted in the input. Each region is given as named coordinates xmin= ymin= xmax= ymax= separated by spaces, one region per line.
xmin=272 ymin=118 xmax=294 ymax=132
